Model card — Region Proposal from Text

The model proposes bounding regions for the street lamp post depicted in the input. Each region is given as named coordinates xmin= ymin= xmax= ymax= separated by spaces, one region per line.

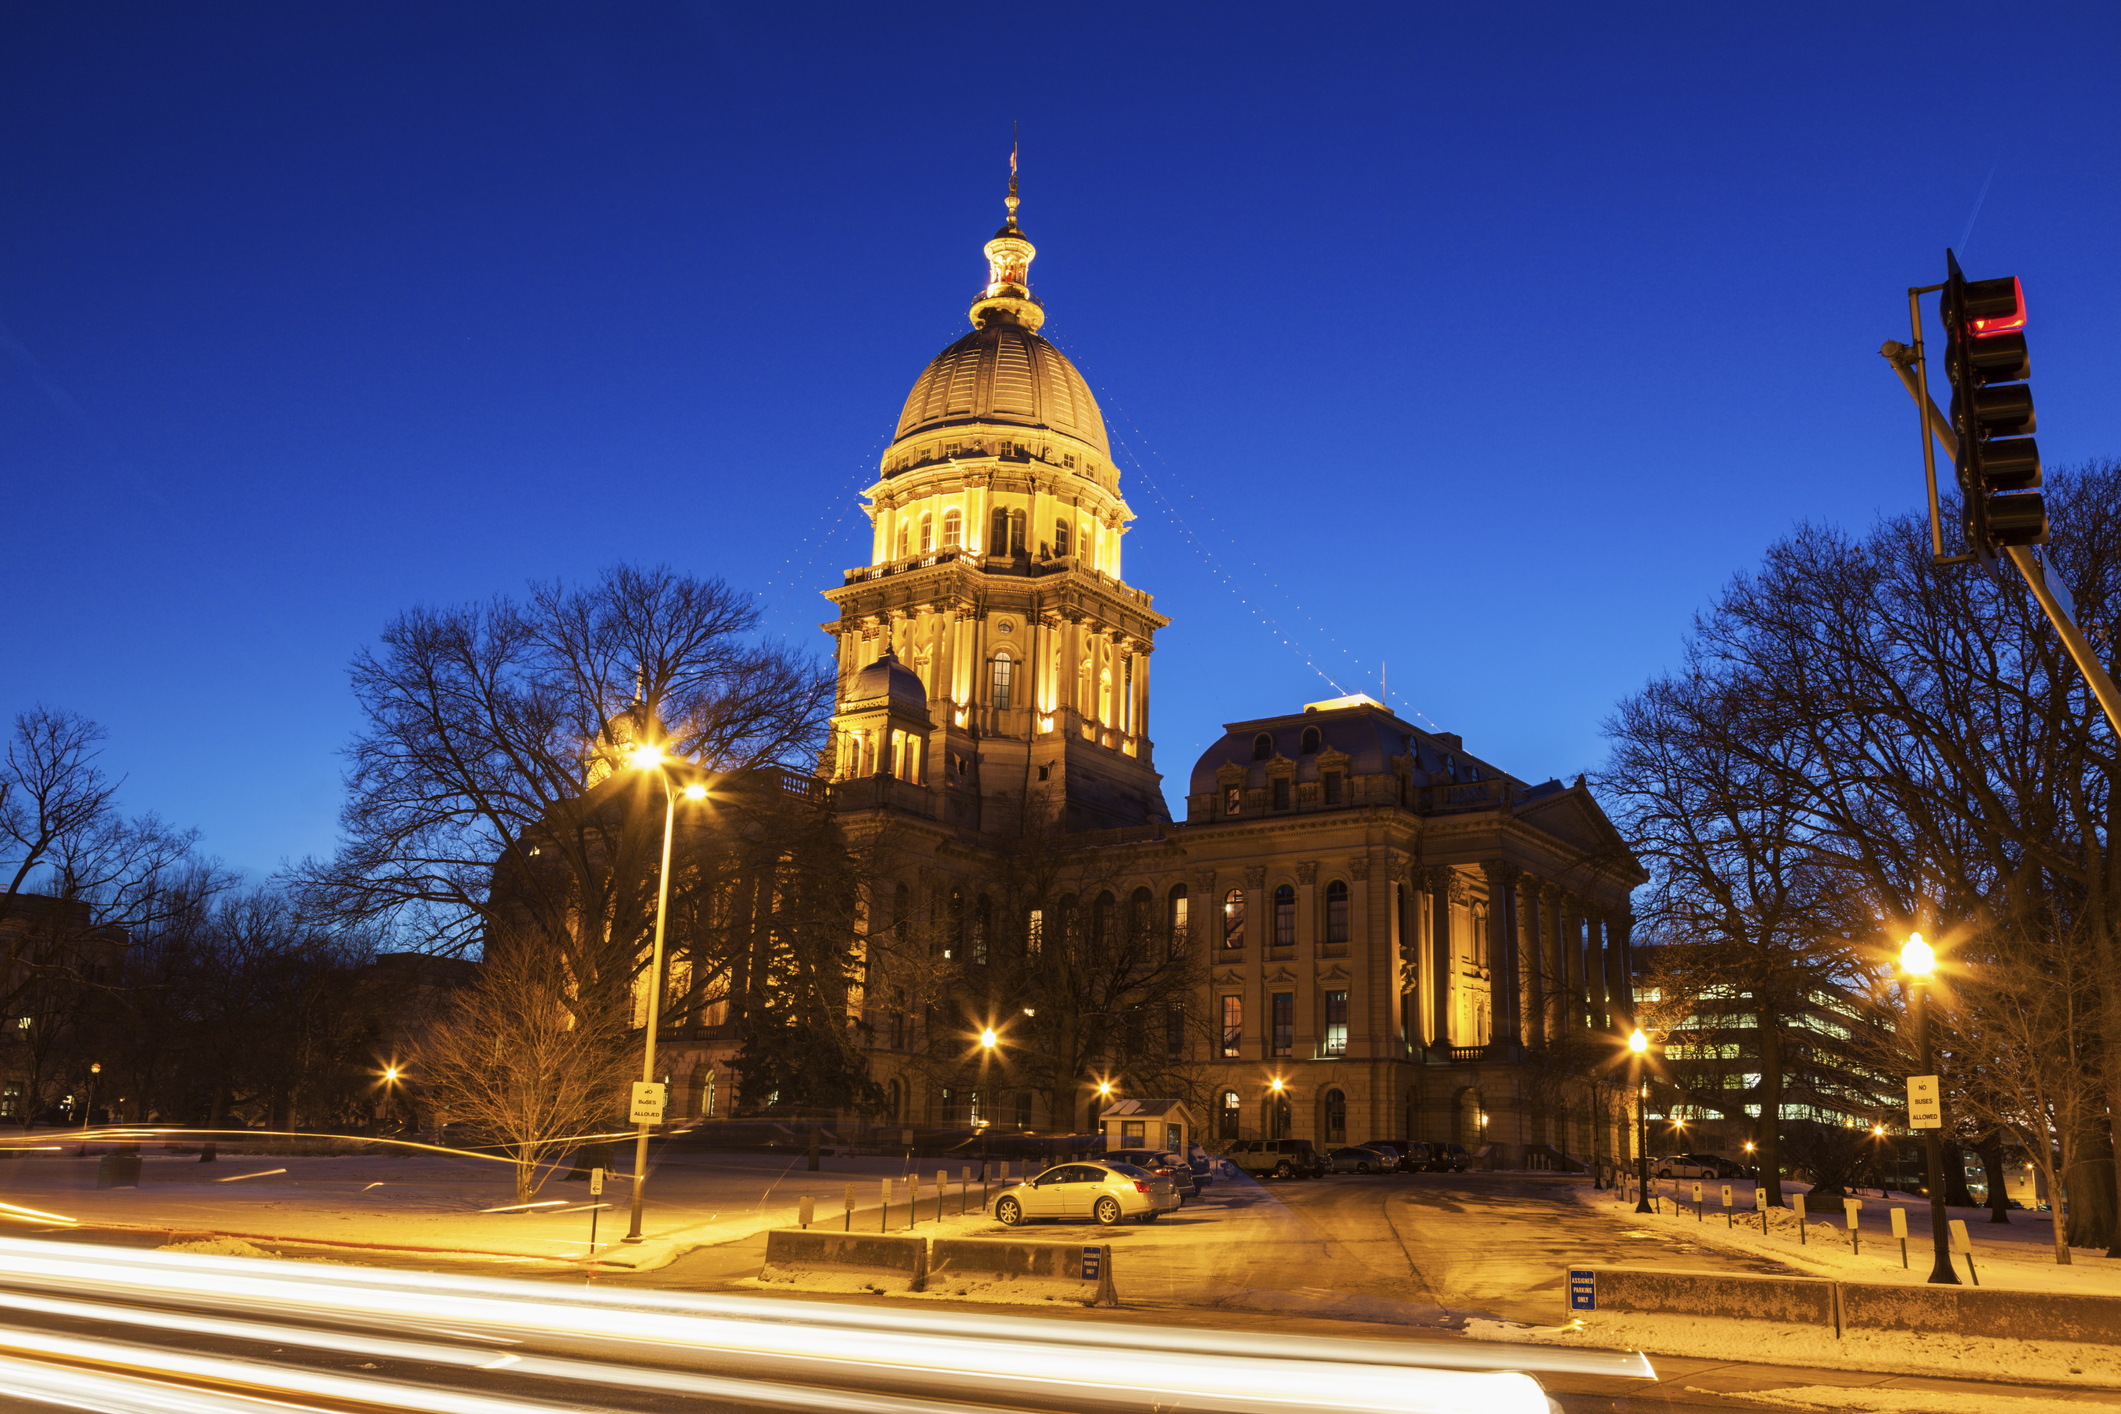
xmin=979 ymin=1027 xmax=998 ymax=1183
xmin=622 ymin=745 xmax=708 ymax=1245
xmin=1629 ymin=1029 xmax=1653 ymax=1214
xmin=1901 ymin=934 xmax=1958 ymax=1285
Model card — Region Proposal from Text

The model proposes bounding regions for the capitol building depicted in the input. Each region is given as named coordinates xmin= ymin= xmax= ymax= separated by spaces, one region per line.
xmin=693 ymin=173 xmax=1644 ymax=1167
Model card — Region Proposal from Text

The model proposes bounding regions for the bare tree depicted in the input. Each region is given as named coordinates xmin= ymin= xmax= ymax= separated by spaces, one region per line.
xmin=304 ymin=564 xmax=830 ymax=1037
xmin=413 ymin=935 xmax=635 ymax=1203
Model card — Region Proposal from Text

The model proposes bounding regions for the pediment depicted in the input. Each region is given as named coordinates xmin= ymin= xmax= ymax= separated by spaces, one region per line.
xmin=1263 ymin=966 xmax=1298 ymax=985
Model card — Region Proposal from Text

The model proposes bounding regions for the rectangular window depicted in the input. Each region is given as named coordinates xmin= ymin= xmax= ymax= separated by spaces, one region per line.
xmin=1272 ymin=992 xmax=1294 ymax=1058
xmin=1222 ymin=890 xmax=1246 ymax=949
xmin=1122 ymin=1119 xmax=1144 ymax=1146
xmin=1324 ymin=990 xmax=1349 ymax=1056
xmin=1027 ymin=908 xmax=1042 ymax=956
xmin=1169 ymin=890 xmax=1188 ymax=955
xmin=992 ymin=655 xmax=1013 ymax=709
xmin=1224 ymin=786 xmax=1241 ymax=816
xmin=1272 ymin=778 xmax=1290 ymax=810
xmin=1221 ymin=995 xmax=1243 ymax=1057
xmin=1324 ymin=772 xmax=1342 ymax=805
xmin=1168 ymin=1122 xmax=1183 ymax=1151
xmin=1167 ymin=1005 xmax=1185 ymax=1059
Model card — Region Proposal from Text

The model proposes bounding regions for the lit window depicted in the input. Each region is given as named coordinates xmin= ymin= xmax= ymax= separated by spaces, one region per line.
xmin=1055 ymin=520 xmax=1070 ymax=557
xmin=1324 ymin=1087 xmax=1347 ymax=1143
xmin=1324 ymin=990 xmax=1348 ymax=1055
xmin=991 ymin=651 xmax=1014 ymax=709
xmin=1223 ymin=786 xmax=1240 ymax=816
xmin=1272 ymin=992 xmax=1294 ymax=1057
xmin=920 ymin=513 xmax=934 ymax=553
xmin=1221 ymin=996 xmax=1243 ymax=1057
xmin=1222 ymin=888 xmax=1246 ymax=948
xmin=1167 ymin=884 xmax=1188 ymax=954
xmin=942 ymin=508 xmax=961 ymax=549
xmin=1274 ymin=884 xmax=1295 ymax=946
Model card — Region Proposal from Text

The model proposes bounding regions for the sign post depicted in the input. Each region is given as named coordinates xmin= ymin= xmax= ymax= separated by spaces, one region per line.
xmin=1691 ymin=1180 xmax=1703 ymax=1221
xmin=1844 ymin=1197 xmax=1863 ymax=1255
xmin=587 ymin=1167 xmax=605 ymax=1259
xmin=1907 ymin=1075 xmax=1942 ymax=1130
xmin=629 ymin=1081 xmax=667 ymax=1126
xmin=1949 ymin=1218 xmax=1978 ymax=1285
xmin=799 ymin=1194 xmax=815 ymax=1230
xmin=843 ymin=1184 xmax=854 ymax=1231
xmin=1720 ymin=1183 xmax=1733 ymax=1229
xmin=1890 ymin=1206 xmax=1908 ymax=1268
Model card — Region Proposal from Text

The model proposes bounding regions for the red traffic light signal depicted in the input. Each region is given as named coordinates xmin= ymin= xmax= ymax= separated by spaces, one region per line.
xmin=1942 ymin=252 xmax=2045 ymax=551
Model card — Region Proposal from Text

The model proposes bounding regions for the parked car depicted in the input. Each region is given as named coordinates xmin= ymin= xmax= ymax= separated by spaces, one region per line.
xmin=1224 ymin=1139 xmax=1326 ymax=1179
xmin=1654 ymin=1152 xmax=1745 ymax=1180
xmin=1358 ymin=1140 xmax=1418 ymax=1173
xmin=1105 ymin=1148 xmax=1199 ymax=1202
xmin=992 ymin=1161 xmax=1180 ymax=1227
xmin=1328 ymin=1146 xmax=1392 ymax=1174
xmin=1420 ymin=1143 xmax=1471 ymax=1173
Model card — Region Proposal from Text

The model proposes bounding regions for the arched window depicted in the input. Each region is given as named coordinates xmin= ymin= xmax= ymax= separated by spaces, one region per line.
xmin=1274 ymin=884 xmax=1296 ymax=946
xmin=942 ymin=508 xmax=961 ymax=549
xmin=895 ymin=523 xmax=909 ymax=560
xmin=919 ymin=512 xmax=934 ymax=553
xmin=1222 ymin=887 xmax=1246 ymax=949
xmin=1167 ymin=883 xmax=1189 ymax=955
xmin=1252 ymin=732 xmax=1274 ymax=761
xmin=1055 ymin=520 xmax=1070 ymax=557
xmin=1009 ymin=509 xmax=1026 ymax=554
xmin=991 ymin=651 xmax=1014 ymax=710
xmin=1326 ymin=879 xmax=1351 ymax=944
xmin=1092 ymin=891 xmax=1114 ymax=952
xmin=1130 ymin=886 xmax=1153 ymax=943
xmin=1324 ymin=1088 xmax=1347 ymax=1144
xmin=1219 ymin=1089 xmax=1241 ymax=1141
xmin=1300 ymin=726 xmax=1321 ymax=755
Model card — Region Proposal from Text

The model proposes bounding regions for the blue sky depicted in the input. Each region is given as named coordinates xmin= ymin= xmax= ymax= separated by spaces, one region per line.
xmin=4 ymin=3 xmax=2116 ymax=878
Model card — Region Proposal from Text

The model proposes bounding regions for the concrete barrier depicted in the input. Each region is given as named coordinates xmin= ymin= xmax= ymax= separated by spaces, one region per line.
xmin=927 ymin=1239 xmax=1115 ymax=1306
xmin=1564 ymin=1264 xmax=1837 ymax=1330
xmin=760 ymin=1229 xmax=927 ymax=1293
xmin=1566 ymin=1263 xmax=2121 ymax=1346
xmin=1840 ymin=1284 xmax=2121 ymax=1346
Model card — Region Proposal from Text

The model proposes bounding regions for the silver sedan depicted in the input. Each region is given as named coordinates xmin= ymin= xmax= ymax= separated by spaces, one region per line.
xmin=992 ymin=1161 xmax=1180 ymax=1226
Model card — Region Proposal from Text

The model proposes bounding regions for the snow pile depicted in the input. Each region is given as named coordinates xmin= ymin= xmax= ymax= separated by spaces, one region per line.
xmin=159 ymin=1237 xmax=282 ymax=1259
xmin=1704 ymin=1383 xmax=2121 ymax=1413
xmin=1463 ymin=1312 xmax=2121 ymax=1391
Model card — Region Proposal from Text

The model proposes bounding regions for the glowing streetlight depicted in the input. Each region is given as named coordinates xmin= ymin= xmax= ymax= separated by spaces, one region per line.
xmin=382 ymin=1065 xmax=400 ymax=1083
xmin=1627 ymin=1030 xmax=1653 ymax=1213
xmin=620 ymin=741 xmax=711 ymax=1244
xmin=1268 ymin=1076 xmax=1284 ymax=1093
xmin=1900 ymin=931 xmax=1957 ymax=1285
xmin=1097 ymin=1079 xmax=1112 ymax=1097
xmin=980 ymin=1028 xmax=998 ymax=1050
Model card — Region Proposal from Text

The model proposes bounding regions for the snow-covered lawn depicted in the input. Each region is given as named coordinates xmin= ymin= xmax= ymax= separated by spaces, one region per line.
xmin=0 ymin=1145 xmax=1035 ymax=1271
xmin=1571 ymin=1178 xmax=2121 ymax=1295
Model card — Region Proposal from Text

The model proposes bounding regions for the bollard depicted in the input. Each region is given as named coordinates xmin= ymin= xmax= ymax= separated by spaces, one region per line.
xmin=1889 ymin=1206 xmax=1907 ymax=1268
xmin=880 ymin=1177 xmax=891 ymax=1233
xmin=1949 ymin=1218 xmax=1978 ymax=1285
xmin=1843 ymin=1196 xmax=1862 ymax=1254
xmin=799 ymin=1194 xmax=815 ymax=1230
xmin=1720 ymin=1183 xmax=1733 ymax=1229
xmin=844 ymin=1184 xmax=854 ymax=1232
xmin=960 ymin=1165 xmax=970 ymax=1216
xmin=1752 ymin=1182 xmax=1766 ymax=1234
xmin=1792 ymin=1191 xmax=1807 ymax=1244
xmin=936 ymin=1170 xmax=947 ymax=1225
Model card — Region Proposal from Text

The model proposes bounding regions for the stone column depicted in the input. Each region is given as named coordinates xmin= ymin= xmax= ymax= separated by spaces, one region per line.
xmin=1243 ymin=865 xmax=1266 ymax=1059
xmin=1559 ymin=894 xmax=1583 ymax=1038
xmin=1347 ymin=854 xmax=1372 ymax=1057
xmin=1480 ymin=861 xmax=1521 ymax=1048
xmin=1585 ymin=909 xmax=1609 ymax=1035
xmin=1608 ymin=911 xmax=1635 ymax=1030
xmin=1427 ymin=867 xmax=1455 ymax=1049
xmin=1516 ymin=874 xmax=1544 ymax=1048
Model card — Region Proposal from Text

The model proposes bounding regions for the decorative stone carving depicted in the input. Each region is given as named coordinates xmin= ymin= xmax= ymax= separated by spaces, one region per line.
xmin=1348 ymin=856 xmax=1371 ymax=882
xmin=1296 ymin=861 xmax=1320 ymax=885
xmin=1243 ymin=865 xmax=1266 ymax=890
xmin=1192 ymin=869 xmax=1218 ymax=895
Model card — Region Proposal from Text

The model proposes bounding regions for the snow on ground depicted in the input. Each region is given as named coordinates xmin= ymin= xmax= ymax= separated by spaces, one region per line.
xmin=1571 ymin=1178 xmax=2121 ymax=1294
xmin=0 ymin=1144 xmax=1030 ymax=1272
xmin=1709 ymin=1384 xmax=2121 ymax=1413
xmin=1465 ymin=1311 xmax=2121 ymax=1393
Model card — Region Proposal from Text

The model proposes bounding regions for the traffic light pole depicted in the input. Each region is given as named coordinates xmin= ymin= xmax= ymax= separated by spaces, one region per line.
xmin=1881 ymin=341 xmax=2121 ymax=738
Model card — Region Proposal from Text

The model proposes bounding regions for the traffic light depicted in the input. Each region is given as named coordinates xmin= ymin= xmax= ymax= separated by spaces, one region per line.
xmin=1941 ymin=250 xmax=2045 ymax=551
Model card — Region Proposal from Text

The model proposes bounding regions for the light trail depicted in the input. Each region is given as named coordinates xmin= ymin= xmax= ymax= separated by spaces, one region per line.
xmin=212 ymin=1169 xmax=289 ymax=1183
xmin=0 ymin=1237 xmax=1640 ymax=1413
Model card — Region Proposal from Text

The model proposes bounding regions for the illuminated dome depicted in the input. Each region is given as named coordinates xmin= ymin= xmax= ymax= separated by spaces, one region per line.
xmin=887 ymin=168 xmax=1110 ymax=462
xmin=892 ymin=325 xmax=1109 ymax=460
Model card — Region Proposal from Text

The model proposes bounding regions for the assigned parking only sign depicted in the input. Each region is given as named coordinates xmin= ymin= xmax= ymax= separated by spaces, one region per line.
xmin=1568 ymin=1269 xmax=1596 ymax=1311
xmin=1082 ymin=1246 xmax=1102 ymax=1281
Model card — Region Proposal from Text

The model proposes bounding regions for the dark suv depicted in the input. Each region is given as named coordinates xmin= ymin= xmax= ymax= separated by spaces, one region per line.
xmin=1225 ymin=1139 xmax=1326 ymax=1179
xmin=1419 ymin=1142 xmax=1471 ymax=1173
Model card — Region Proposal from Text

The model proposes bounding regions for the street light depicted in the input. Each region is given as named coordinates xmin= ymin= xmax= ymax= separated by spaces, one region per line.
xmin=1629 ymin=1029 xmax=1654 ymax=1214
xmin=1901 ymin=932 xmax=1958 ymax=1285
xmin=978 ymin=1026 xmax=999 ymax=1181
xmin=621 ymin=742 xmax=710 ymax=1244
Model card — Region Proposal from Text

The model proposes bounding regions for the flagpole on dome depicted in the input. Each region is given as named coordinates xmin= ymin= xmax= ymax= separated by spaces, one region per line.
xmin=1006 ymin=125 xmax=1020 ymax=228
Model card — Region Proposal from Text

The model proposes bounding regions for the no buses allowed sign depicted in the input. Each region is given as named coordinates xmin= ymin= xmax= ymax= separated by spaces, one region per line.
xmin=630 ymin=1081 xmax=668 ymax=1125
xmin=1907 ymin=1075 xmax=1942 ymax=1130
